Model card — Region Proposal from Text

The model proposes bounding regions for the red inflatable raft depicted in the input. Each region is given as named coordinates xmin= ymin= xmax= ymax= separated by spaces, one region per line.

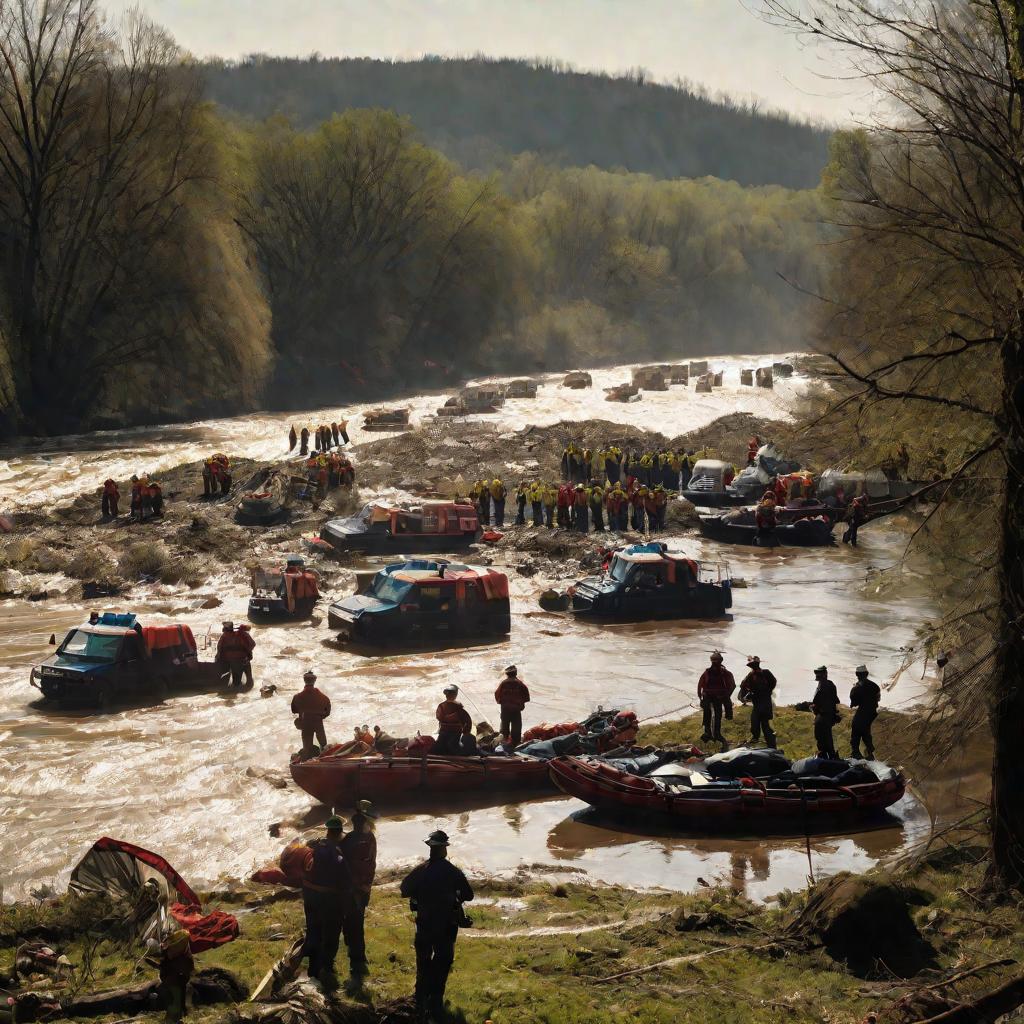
xmin=548 ymin=755 xmax=907 ymax=823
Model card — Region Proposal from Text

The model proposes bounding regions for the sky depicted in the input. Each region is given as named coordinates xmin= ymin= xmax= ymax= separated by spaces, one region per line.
xmin=103 ymin=0 xmax=866 ymax=125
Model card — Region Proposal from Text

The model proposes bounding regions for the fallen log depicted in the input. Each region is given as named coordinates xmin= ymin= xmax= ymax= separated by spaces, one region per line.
xmin=912 ymin=974 xmax=1024 ymax=1024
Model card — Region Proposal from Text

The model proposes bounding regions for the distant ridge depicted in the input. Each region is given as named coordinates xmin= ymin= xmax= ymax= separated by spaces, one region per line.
xmin=203 ymin=55 xmax=831 ymax=189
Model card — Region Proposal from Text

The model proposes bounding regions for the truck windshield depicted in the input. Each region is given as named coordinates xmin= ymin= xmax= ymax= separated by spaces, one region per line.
xmin=608 ymin=557 xmax=632 ymax=583
xmin=371 ymin=575 xmax=414 ymax=605
xmin=59 ymin=629 xmax=123 ymax=662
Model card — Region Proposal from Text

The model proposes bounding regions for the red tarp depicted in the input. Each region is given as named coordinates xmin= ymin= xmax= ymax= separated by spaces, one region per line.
xmin=141 ymin=625 xmax=197 ymax=654
xmin=480 ymin=572 xmax=509 ymax=601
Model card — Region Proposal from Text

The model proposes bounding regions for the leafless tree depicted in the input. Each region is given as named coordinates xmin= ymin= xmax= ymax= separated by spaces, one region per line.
xmin=761 ymin=0 xmax=1024 ymax=885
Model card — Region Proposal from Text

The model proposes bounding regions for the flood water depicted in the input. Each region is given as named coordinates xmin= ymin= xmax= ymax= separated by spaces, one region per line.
xmin=0 ymin=355 xmax=942 ymax=901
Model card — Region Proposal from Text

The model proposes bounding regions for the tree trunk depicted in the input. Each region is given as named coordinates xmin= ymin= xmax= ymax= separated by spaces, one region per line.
xmin=990 ymin=325 xmax=1024 ymax=886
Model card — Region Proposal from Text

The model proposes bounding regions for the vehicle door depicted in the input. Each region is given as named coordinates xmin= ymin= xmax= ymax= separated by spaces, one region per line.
xmin=621 ymin=564 xmax=666 ymax=616
xmin=118 ymin=632 xmax=147 ymax=694
xmin=414 ymin=584 xmax=454 ymax=638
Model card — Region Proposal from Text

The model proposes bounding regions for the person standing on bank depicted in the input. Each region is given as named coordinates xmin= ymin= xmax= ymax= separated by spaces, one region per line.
xmin=302 ymin=815 xmax=351 ymax=990
xmin=697 ymin=651 xmax=735 ymax=745
xmin=494 ymin=665 xmax=530 ymax=747
xmin=400 ymin=830 xmax=474 ymax=1023
xmin=849 ymin=664 xmax=882 ymax=759
xmin=811 ymin=665 xmax=840 ymax=760
xmin=339 ymin=800 xmax=378 ymax=985
xmin=738 ymin=656 xmax=777 ymax=748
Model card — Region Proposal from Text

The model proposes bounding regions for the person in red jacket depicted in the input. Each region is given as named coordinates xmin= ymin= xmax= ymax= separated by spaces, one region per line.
xmin=101 ymin=479 xmax=119 ymax=519
xmin=237 ymin=623 xmax=256 ymax=688
xmin=435 ymin=684 xmax=472 ymax=755
xmin=292 ymin=670 xmax=331 ymax=758
xmin=215 ymin=621 xmax=250 ymax=688
xmin=556 ymin=484 xmax=573 ymax=530
xmin=339 ymin=800 xmax=378 ymax=983
xmin=494 ymin=665 xmax=530 ymax=747
xmin=697 ymin=651 xmax=735 ymax=745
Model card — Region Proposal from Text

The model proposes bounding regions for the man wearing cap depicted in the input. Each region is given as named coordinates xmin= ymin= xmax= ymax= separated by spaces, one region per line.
xmin=738 ymin=656 xmax=777 ymax=748
xmin=849 ymin=665 xmax=882 ymax=759
xmin=292 ymin=671 xmax=332 ymax=759
xmin=494 ymin=666 xmax=530 ymax=747
xmin=215 ymin=621 xmax=249 ymax=688
xmin=811 ymin=666 xmax=840 ymax=759
xmin=435 ymin=685 xmax=472 ymax=756
xmin=340 ymin=801 xmax=378 ymax=983
xmin=400 ymin=831 xmax=474 ymax=1022
xmin=302 ymin=815 xmax=351 ymax=989
xmin=697 ymin=652 xmax=735 ymax=745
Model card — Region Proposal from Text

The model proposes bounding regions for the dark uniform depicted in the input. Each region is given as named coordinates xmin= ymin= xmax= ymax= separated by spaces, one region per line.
xmin=435 ymin=694 xmax=472 ymax=756
xmin=811 ymin=670 xmax=840 ymax=759
xmin=400 ymin=843 xmax=474 ymax=1021
xmin=339 ymin=822 xmax=377 ymax=979
xmin=302 ymin=832 xmax=351 ymax=984
xmin=849 ymin=671 xmax=881 ymax=759
xmin=739 ymin=664 xmax=777 ymax=748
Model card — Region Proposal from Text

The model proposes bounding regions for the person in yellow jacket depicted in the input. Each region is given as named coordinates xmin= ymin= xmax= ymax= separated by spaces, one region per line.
xmin=572 ymin=483 xmax=590 ymax=532
xmin=515 ymin=483 xmax=528 ymax=525
xmin=543 ymin=484 xmax=557 ymax=528
xmin=489 ymin=478 xmax=507 ymax=527
xmin=589 ymin=484 xmax=605 ymax=532
xmin=639 ymin=451 xmax=655 ymax=487
xmin=529 ymin=482 xmax=544 ymax=527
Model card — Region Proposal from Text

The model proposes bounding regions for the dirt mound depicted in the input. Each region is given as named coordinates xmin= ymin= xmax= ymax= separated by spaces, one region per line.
xmin=787 ymin=871 xmax=935 ymax=978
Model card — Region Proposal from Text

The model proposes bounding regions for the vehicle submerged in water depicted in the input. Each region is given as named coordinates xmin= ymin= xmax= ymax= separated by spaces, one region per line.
xmin=320 ymin=501 xmax=481 ymax=555
xmin=698 ymin=510 xmax=835 ymax=547
xmin=327 ymin=559 xmax=511 ymax=646
xmin=289 ymin=708 xmax=639 ymax=807
xmin=30 ymin=612 xmax=225 ymax=709
xmin=549 ymin=746 xmax=906 ymax=827
xmin=569 ymin=543 xmax=732 ymax=620
xmin=248 ymin=557 xmax=321 ymax=622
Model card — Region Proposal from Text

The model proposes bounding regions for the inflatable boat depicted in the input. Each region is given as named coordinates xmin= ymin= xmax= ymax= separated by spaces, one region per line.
xmin=698 ymin=512 xmax=835 ymax=547
xmin=548 ymin=748 xmax=906 ymax=825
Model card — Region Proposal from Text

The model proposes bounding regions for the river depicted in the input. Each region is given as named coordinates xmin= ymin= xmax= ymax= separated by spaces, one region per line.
xmin=0 ymin=355 xmax=940 ymax=902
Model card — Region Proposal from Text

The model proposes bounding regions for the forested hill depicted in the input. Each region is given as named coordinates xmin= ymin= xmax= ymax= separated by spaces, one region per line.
xmin=202 ymin=56 xmax=831 ymax=189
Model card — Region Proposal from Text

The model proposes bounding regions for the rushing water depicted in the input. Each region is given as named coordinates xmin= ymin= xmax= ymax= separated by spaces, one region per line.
xmin=0 ymin=355 xmax=941 ymax=901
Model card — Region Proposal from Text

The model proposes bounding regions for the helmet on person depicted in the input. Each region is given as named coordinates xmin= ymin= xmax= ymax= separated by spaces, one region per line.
xmin=855 ymin=665 xmax=869 ymax=676
xmin=303 ymin=670 xmax=317 ymax=684
xmin=504 ymin=665 xmax=517 ymax=676
xmin=222 ymin=621 xmax=234 ymax=630
xmin=747 ymin=656 xmax=761 ymax=667
xmin=425 ymin=830 xmax=450 ymax=847
xmin=443 ymin=684 xmax=459 ymax=696
xmin=710 ymin=651 xmax=723 ymax=663
xmin=325 ymin=815 xmax=344 ymax=832
xmin=814 ymin=666 xmax=828 ymax=676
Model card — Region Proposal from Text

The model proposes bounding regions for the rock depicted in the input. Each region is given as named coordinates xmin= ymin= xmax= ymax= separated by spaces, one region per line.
xmin=787 ymin=871 xmax=935 ymax=978
xmin=200 ymin=596 xmax=222 ymax=609
xmin=516 ymin=559 xmax=538 ymax=577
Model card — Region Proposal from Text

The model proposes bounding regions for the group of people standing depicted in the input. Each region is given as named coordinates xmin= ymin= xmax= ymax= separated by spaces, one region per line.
xmin=99 ymin=475 xmax=163 ymax=521
xmin=695 ymin=651 xmax=882 ymax=759
xmin=291 ymin=419 xmax=350 ymax=457
xmin=215 ymin=620 xmax=255 ymax=688
xmin=201 ymin=454 xmax=232 ymax=497
xmin=561 ymin=442 xmax=705 ymax=491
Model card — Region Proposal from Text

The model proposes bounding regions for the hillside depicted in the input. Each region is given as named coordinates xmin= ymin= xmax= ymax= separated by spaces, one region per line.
xmin=202 ymin=55 xmax=831 ymax=189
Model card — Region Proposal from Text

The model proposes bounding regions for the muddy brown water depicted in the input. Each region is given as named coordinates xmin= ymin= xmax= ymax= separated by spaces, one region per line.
xmin=0 ymin=360 xmax=946 ymax=902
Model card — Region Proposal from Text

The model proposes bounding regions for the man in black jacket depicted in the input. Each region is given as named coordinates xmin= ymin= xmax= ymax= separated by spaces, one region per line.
xmin=849 ymin=665 xmax=882 ymax=759
xmin=738 ymin=656 xmax=777 ymax=748
xmin=400 ymin=831 xmax=474 ymax=1023
xmin=811 ymin=666 xmax=840 ymax=759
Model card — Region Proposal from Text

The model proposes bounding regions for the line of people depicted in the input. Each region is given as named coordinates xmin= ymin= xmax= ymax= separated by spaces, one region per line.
xmin=290 ymin=419 xmax=350 ymax=457
xmin=303 ymin=449 xmax=355 ymax=499
xmin=695 ymin=651 xmax=882 ymax=759
xmin=99 ymin=475 xmax=164 ymax=521
xmin=561 ymin=442 xmax=731 ymax=490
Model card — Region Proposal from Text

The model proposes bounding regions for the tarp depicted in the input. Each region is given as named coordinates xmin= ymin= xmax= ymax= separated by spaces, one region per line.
xmin=480 ymin=572 xmax=509 ymax=600
xmin=68 ymin=837 xmax=238 ymax=953
xmin=141 ymin=625 xmax=196 ymax=654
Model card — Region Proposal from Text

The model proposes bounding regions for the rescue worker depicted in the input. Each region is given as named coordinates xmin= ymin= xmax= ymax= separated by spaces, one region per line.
xmin=642 ymin=486 xmax=658 ymax=533
xmin=148 ymin=480 xmax=163 ymax=517
xmin=331 ymin=422 xmax=340 ymax=448
xmin=216 ymin=621 xmax=249 ymax=688
xmin=747 ymin=435 xmax=761 ymax=465
xmin=589 ymin=484 xmax=605 ymax=532
xmin=680 ymin=451 xmax=693 ymax=490
xmin=300 ymin=427 xmax=310 ymax=457
xmin=353 ymin=724 xmax=374 ymax=745
xmin=302 ymin=815 xmax=350 ymax=989
xmin=372 ymin=726 xmax=398 ymax=753
xmin=697 ymin=651 xmax=735 ymax=745
xmin=604 ymin=486 xmax=622 ymax=532
xmin=582 ymin=447 xmax=593 ymax=482
xmin=530 ymin=482 xmax=544 ymax=527
xmin=400 ymin=831 xmax=474 ymax=1023
xmin=849 ymin=665 xmax=881 ymax=759
xmin=630 ymin=486 xmax=645 ymax=532
xmin=476 ymin=481 xmax=490 ymax=527
xmin=238 ymin=623 xmax=255 ymax=688
xmin=490 ymin=478 xmax=507 ymax=528
xmin=738 ymin=656 xmax=777 ymax=748
xmin=101 ymin=479 xmax=120 ymax=519
xmin=543 ymin=483 xmax=556 ymax=528
xmin=844 ymin=493 xmax=869 ymax=547
xmin=494 ymin=665 xmax=530 ymax=747
xmin=202 ymin=459 xmax=215 ymax=497
xmin=811 ymin=666 xmax=840 ymax=759
xmin=435 ymin=684 xmax=472 ymax=756
xmin=755 ymin=494 xmax=777 ymax=546
xmin=573 ymin=483 xmax=589 ymax=532
xmin=339 ymin=800 xmax=378 ymax=983
xmin=515 ymin=483 xmax=527 ymax=525
xmin=292 ymin=670 xmax=331 ymax=758
xmin=338 ymin=417 xmax=349 ymax=445
xmin=556 ymin=482 xmax=573 ymax=529
xmin=652 ymin=484 xmax=668 ymax=531
xmin=289 ymin=425 xmax=298 ymax=452
xmin=130 ymin=475 xmax=143 ymax=518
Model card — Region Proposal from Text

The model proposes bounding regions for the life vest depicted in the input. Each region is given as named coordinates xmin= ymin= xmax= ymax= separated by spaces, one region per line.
xmin=573 ymin=488 xmax=589 ymax=507
xmin=436 ymin=700 xmax=471 ymax=733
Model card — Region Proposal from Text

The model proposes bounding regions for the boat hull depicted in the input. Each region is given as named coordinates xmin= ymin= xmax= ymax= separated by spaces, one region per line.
xmin=548 ymin=756 xmax=906 ymax=824
xmin=698 ymin=515 xmax=835 ymax=547
xmin=319 ymin=527 xmax=479 ymax=555
xmin=290 ymin=753 xmax=553 ymax=806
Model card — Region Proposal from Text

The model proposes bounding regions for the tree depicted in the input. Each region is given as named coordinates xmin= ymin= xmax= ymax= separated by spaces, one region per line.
xmin=0 ymin=0 xmax=223 ymax=433
xmin=762 ymin=0 xmax=1024 ymax=885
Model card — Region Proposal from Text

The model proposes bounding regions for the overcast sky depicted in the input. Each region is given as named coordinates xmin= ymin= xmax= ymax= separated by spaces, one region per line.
xmin=104 ymin=0 xmax=864 ymax=124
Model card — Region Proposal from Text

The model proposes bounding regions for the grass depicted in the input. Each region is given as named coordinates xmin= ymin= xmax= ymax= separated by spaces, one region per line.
xmin=4 ymin=851 xmax=1023 ymax=1024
